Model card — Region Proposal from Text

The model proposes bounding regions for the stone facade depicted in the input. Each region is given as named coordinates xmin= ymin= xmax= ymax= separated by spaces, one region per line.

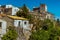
xmin=0 ymin=14 xmax=14 ymax=27
xmin=0 ymin=5 xmax=19 ymax=15
xmin=0 ymin=5 xmax=31 ymax=40
xmin=29 ymin=4 xmax=54 ymax=20
xmin=0 ymin=6 xmax=12 ymax=15
xmin=0 ymin=14 xmax=31 ymax=40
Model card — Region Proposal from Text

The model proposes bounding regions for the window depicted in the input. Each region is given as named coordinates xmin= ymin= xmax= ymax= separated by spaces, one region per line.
xmin=1 ymin=9 xmax=3 ymax=12
xmin=24 ymin=22 xmax=27 ymax=25
xmin=46 ymin=15 xmax=49 ymax=19
xmin=15 ymin=9 xmax=17 ymax=11
xmin=0 ymin=22 xmax=2 ymax=27
xmin=5 ymin=9 xmax=9 ymax=12
xmin=42 ymin=8 xmax=44 ymax=10
xmin=18 ymin=21 xmax=20 ymax=26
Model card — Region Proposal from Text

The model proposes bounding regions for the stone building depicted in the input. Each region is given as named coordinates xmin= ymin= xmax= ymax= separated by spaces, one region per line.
xmin=29 ymin=4 xmax=54 ymax=20
xmin=0 ymin=14 xmax=31 ymax=37
xmin=0 ymin=4 xmax=54 ymax=40
xmin=0 ymin=5 xmax=32 ymax=40
xmin=0 ymin=5 xmax=19 ymax=15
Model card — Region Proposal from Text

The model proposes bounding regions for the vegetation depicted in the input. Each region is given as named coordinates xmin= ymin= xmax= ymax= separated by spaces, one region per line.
xmin=29 ymin=19 xmax=60 ymax=40
xmin=16 ymin=4 xmax=33 ymax=23
xmin=56 ymin=19 xmax=60 ymax=27
xmin=16 ymin=4 xmax=29 ymax=18
xmin=2 ymin=26 xmax=18 ymax=40
xmin=16 ymin=4 xmax=60 ymax=40
xmin=57 ymin=19 xmax=60 ymax=23
xmin=0 ymin=3 xmax=60 ymax=40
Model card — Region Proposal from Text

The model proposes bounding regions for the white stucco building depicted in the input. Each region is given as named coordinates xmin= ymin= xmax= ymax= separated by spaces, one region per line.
xmin=6 ymin=5 xmax=19 ymax=15
xmin=0 ymin=14 xmax=31 ymax=38
xmin=0 ymin=19 xmax=7 ymax=36
xmin=0 ymin=5 xmax=19 ymax=15
xmin=0 ymin=5 xmax=32 ymax=40
xmin=7 ymin=15 xmax=31 ymax=30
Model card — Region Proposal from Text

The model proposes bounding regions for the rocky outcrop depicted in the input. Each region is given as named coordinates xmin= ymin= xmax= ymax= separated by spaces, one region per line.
xmin=16 ymin=27 xmax=31 ymax=40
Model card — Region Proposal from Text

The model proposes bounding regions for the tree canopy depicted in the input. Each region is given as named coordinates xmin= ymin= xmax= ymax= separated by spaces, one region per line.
xmin=29 ymin=19 xmax=60 ymax=40
xmin=16 ymin=4 xmax=33 ymax=23
xmin=2 ymin=26 xmax=18 ymax=40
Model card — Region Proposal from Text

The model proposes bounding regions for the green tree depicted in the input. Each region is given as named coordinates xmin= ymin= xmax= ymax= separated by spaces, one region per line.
xmin=16 ymin=4 xmax=29 ymax=18
xmin=16 ymin=4 xmax=33 ymax=23
xmin=56 ymin=19 xmax=60 ymax=27
xmin=22 ymin=4 xmax=29 ymax=14
xmin=29 ymin=19 xmax=60 ymax=40
xmin=2 ymin=26 xmax=18 ymax=40
xmin=29 ymin=30 xmax=49 ymax=40
xmin=57 ymin=19 xmax=60 ymax=23
xmin=16 ymin=10 xmax=23 ymax=17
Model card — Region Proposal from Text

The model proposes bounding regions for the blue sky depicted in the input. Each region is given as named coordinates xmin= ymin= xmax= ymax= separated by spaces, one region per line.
xmin=0 ymin=0 xmax=60 ymax=19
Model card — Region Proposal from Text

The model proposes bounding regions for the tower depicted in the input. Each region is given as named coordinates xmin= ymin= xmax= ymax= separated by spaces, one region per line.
xmin=40 ymin=4 xmax=47 ymax=13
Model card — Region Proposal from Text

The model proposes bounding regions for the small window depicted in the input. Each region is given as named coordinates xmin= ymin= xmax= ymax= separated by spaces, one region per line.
xmin=1 ymin=9 xmax=3 ymax=12
xmin=47 ymin=16 xmax=49 ymax=19
xmin=42 ymin=8 xmax=44 ymax=11
xmin=15 ymin=9 xmax=17 ymax=11
xmin=18 ymin=21 xmax=20 ymax=26
xmin=24 ymin=22 xmax=27 ymax=25
xmin=0 ymin=22 xmax=2 ymax=28
xmin=4 ymin=9 xmax=9 ymax=12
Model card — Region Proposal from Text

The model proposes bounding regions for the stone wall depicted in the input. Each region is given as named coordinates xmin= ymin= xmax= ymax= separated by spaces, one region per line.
xmin=1 ymin=16 xmax=14 ymax=27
